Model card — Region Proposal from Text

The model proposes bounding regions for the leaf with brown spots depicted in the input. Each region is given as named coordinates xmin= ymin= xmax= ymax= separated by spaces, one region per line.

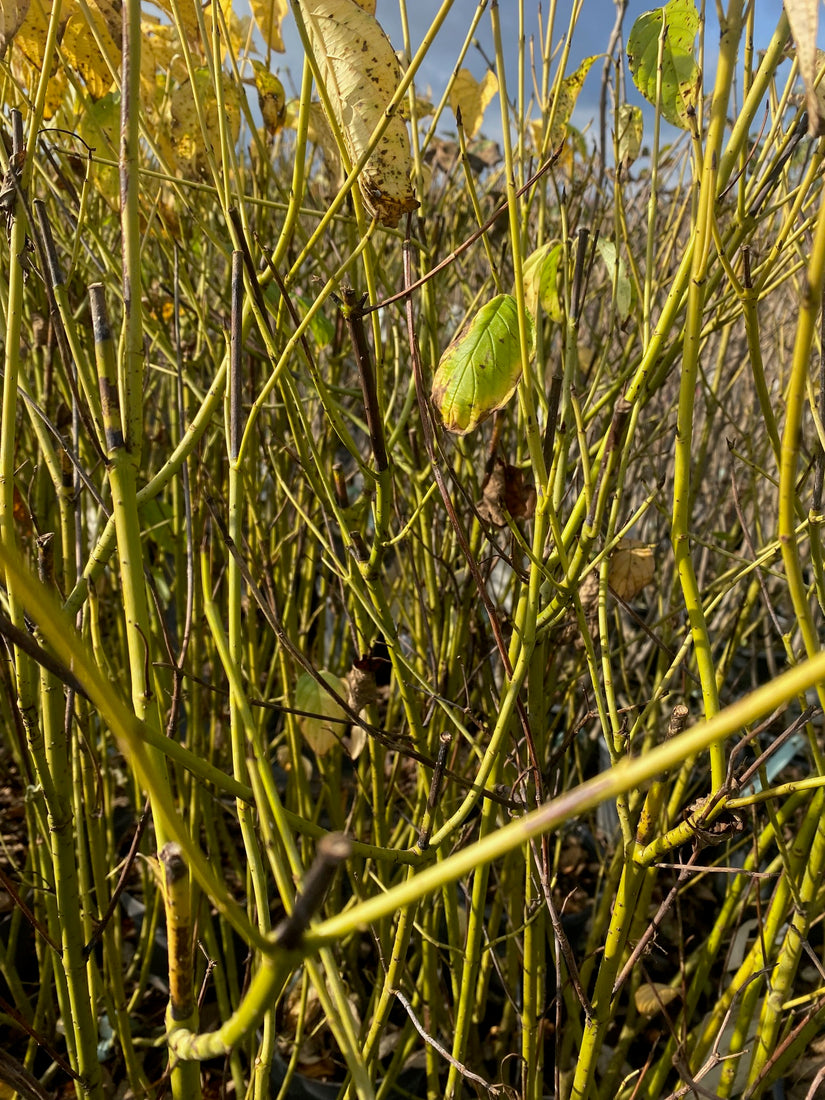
xmin=301 ymin=0 xmax=418 ymax=226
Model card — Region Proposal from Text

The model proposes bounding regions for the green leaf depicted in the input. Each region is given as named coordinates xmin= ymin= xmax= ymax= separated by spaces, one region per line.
xmin=627 ymin=0 xmax=700 ymax=130
xmin=522 ymin=242 xmax=564 ymax=323
xmin=77 ymin=91 xmax=120 ymax=206
xmin=263 ymin=286 xmax=335 ymax=349
xmin=596 ymin=238 xmax=634 ymax=321
xmin=294 ymin=671 xmax=348 ymax=757
xmin=432 ymin=294 xmax=534 ymax=435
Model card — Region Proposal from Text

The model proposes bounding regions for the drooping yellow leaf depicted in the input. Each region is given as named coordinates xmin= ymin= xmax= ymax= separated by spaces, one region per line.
xmin=249 ymin=0 xmax=288 ymax=51
xmin=294 ymin=671 xmax=348 ymax=757
xmin=251 ymin=60 xmax=286 ymax=135
xmin=449 ymin=68 xmax=498 ymax=140
xmin=302 ymin=0 xmax=419 ymax=227
xmin=549 ymin=54 xmax=598 ymax=148
xmin=609 ymin=538 xmax=655 ymax=600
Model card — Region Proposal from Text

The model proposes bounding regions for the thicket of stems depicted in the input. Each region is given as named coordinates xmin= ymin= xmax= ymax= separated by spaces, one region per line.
xmin=1 ymin=2 xmax=825 ymax=1099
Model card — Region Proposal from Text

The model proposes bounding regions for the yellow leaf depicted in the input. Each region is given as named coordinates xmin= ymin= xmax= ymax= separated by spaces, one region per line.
xmin=251 ymin=60 xmax=286 ymax=135
xmin=249 ymin=0 xmax=289 ymax=52
xmin=548 ymin=55 xmax=598 ymax=148
xmin=302 ymin=0 xmax=419 ymax=227
xmin=9 ymin=0 xmax=66 ymax=70
xmin=609 ymin=538 xmax=655 ymax=601
xmin=635 ymin=982 xmax=679 ymax=1017
xmin=204 ymin=1 xmax=249 ymax=60
xmin=306 ymin=99 xmax=344 ymax=189
xmin=61 ymin=1 xmax=120 ymax=100
xmin=521 ymin=241 xmax=563 ymax=323
xmin=169 ymin=68 xmax=241 ymax=178
xmin=152 ymin=0 xmax=201 ymax=46
xmin=449 ymin=68 xmax=498 ymax=140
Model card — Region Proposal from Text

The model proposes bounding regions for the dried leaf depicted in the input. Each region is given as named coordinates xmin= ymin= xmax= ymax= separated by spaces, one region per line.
xmin=345 ymin=656 xmax=379 ymax=712
xmin=609 ymin=538 xmax=655 ymax=600
xmin=450 ymin=68 xmax=498 ymax=139
xmin=477 ymin=457 xmax=536 ymax=526
xmin=0 ymin=0 xmax=30 ymax=57
xmin=302 ymin=0 xmax=418 ymax=226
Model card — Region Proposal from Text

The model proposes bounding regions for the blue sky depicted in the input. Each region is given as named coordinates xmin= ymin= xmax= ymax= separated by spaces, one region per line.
xmin=265 ymin=0 xmax=801 ymax=146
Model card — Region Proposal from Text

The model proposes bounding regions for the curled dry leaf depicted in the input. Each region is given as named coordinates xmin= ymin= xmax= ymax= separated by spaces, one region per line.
xmin=0 ymin=0 xmax=30 ymax=57
xmin=609 ymin=538 xmax=655 ymax=601
xmin=547 ymin=55 xmax=599 ymax=148
xmin=477 ymin=457 xmax=536 ymax=526
xmin=301 ymin=0 xmax=419 ymax=226
xmin=345 ymin=656 xmax=379 ymax=712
